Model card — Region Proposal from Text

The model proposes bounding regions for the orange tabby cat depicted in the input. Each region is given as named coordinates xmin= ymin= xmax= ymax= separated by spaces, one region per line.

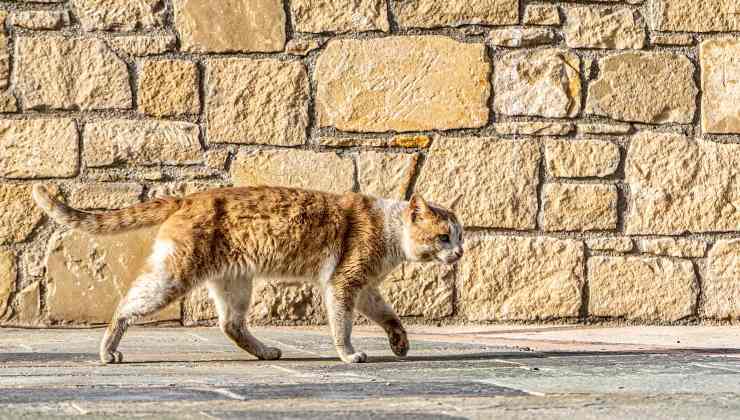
xmin=33 ymin=185 xmax=463 ymax=364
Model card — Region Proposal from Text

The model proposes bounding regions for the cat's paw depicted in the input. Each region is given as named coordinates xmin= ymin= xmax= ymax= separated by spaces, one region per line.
xmin=388 ymin=329 xmax=409 ymax=357
xmin=341 ymin=351 xmax=368 ymax=363
xmin=100 ymin=350 xmax=124 ymax=365
xmin=257 ymin=346 xmax=282 ymax=361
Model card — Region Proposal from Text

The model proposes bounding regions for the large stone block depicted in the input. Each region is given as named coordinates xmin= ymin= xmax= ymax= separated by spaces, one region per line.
xmin=588 ymin=256 xmax=698 ymax=321
xmin=542 ymin=184 xmax=618 ymax=232
xmin=625 ymin=132 xmax=740 ymax=234
xmin=415 ymin=138 xmax=541 ymax=229
xmin=174 ymin=0 xmax=285 ymax=53
xmin=704 ymin=239 xmax=740 ymax=319
xmin=206 ymin=59 xmax=309 ymax=146
xmin=291 ymin=0 xmax=389 ymax=33
xmin=586 ymin=52 xmax=697 ymax=124
xmin=650 ymin=0 xmax=740 ymax=32
xmin=494 ymin=49 xmax=581 ymax=118
xmin=380 ymin=263 xmax=454 ymax=319
xmin=45 ymin=228 xmax=180 ymax=324
xmin=83 ymin=120 xmax=203 ymax=167
xmin=0 ymin=119 xmax=79 ymax=179
xmin=545 ymin=139 xmax=620 ymax=178
xmin=357 ymin=152 xmax=418 ymax=199
xmin=71 ymin=0 xmax=165 ymax=31
xmin=15 ymin=37 xmax=132 ymax=111
xmin=138 ymin=59 xmax=200 ymax=117
xmin=393 ymin=0 xmax=518 ymax=29
xmin=316 ymin=36 xmax=490 ymax=132
xmin=0 ymin=249 xmax=15 ymax=319
xmin=0 ymin=184 xmax=46 ymax=245
xmin=564 ymin=6 xmax=646 ymax=49
xmin=701 ymin=39 xmax=740 ymax=134
xmin=231 ymin=149 xmax=354 ymax=194
xmin=459 ymin=236 xmax=584 ymax=321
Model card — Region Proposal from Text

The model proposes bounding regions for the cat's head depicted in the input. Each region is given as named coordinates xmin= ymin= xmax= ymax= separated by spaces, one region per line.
xmin=401 ymin=194 xmax=464 ymax=265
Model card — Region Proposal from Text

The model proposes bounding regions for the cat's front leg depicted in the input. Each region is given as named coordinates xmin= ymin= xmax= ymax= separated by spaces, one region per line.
xmin=357 ymin=286 xmax=409 ymax=357
xmin=324 ymin=282 xmax=367 ymax=363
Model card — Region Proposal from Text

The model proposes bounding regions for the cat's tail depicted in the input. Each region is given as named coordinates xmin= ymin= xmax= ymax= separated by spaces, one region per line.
xmin=32 ymin=185 xmax=182 ymax=235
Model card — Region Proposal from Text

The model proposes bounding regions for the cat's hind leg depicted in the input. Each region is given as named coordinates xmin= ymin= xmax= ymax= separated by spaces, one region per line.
xmin=208 ymin=275 xmax=281 ymax=360
xmin=356 ymin=286 xmax=409 ymax=357
xmin=99 ymin=239 xmax=191 ymax=364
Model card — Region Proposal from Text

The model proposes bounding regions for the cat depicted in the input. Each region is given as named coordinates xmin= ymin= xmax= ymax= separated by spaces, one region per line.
xmin=33 ymin=185 xmax=464 ymax=364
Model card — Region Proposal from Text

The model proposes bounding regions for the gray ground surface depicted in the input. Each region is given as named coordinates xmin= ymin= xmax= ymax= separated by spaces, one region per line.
xmin=1 ymin=324 xmax=739 ymax=419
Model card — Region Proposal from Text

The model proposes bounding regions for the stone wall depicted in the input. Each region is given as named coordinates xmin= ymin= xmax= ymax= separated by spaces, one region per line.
xmin=0 ymin=0 xmax=738 ymax=327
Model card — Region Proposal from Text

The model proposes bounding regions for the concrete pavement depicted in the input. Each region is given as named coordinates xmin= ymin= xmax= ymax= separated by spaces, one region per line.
xmin=1 ymin=324 xmax=739 ymax=419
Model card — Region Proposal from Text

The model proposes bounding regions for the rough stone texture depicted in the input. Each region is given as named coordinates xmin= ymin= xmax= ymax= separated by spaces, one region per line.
xmin=72 ymin=0 xmax=165 ymax=31
xmin=291 ymin=0 xmax=389 ymax=33
xmin=15 ymin=37 xmax=132 ymax=111
xmin=357 ymin=152 xmax=418 ymax=199
xmin=651 ymin=33 xmax=693 ymax=46
xmin=0 ymin=119 xmax=79 ymax=179
xmin=586 ymin=52 xmax=697 ymax=124
xmin=285 ymin=39 xmax=324 ymax=56
xmin=564 ymin=6 xmax=646 ymax=49
xmin=704 ymin=239 xmax=740 ymax=319
xmin=106 ymin=35 xmax=176 ymax=56
xmin=543 ymin=184 xmax=618 ymax=232
xmin=22 ymin=248 xmax=45 ymax=278
xmin=139 ymin=59 xmax=200 ymax=117
xmin=650 ymin=0 xmax=740 ymax=32
xmin=231 ymin=150 xmax=354 ymax=194
xmin=494 ymin=49 xmax=581 ymax=118
xmin=0 ymin=185 xmax=47 ymax=245
xmin=12 ymin=282 xmax=41 ymax=325
xmin=174 ymin=0 xmax=285 ymax=53
xmin=380 ymin=263 xmax=454 ymax=319
xmin=68 ymin=183 xmax=143 ymax=210
xmin=701 ymin=39 xmax=740 ymax=134
xmin=625 ymin=132 xmax=740 ymax=234
xmin=545 ymin=140 xmax=620 ymax=178
xmin=45 ymin=228 xmax=180 ymax=324
xmin=586 ymin=237 xmax=634 ymax=253
xmin=206 ymin=59 xmax=309 ymax=145
xmin=0 ymin=91 xmax=16 ymax=112
xmin=393 ymin=0 xmax=518 ymax=29
xmin=415 ymin=138 xmax=540 ymax=229
xmin=588 ymin=256 xmax=698 ymax=321
xmin=487 ymin=28 xmax=555 ymax=47
xmin=316 ymin=36 xmax=490 ymax=132
xmin=10 ymin=10 xmax=68 ymax=30
xmin=184 ymin=282 xmax=326 ymax=325
xmin=0 ymin=250 xmax=15 ymax=319
xmin=459 ymin=236 xmax=584 ymax=321
xmin=495 ymin=122 xmax=574 ymax=136
xmin=577 ymin=123 xmax=631 ymax=135
xmin=84 ymin=120 xmax=202 ymax=167
xmin=638 ymin=238 xmax=707 ymax=258
xmin=524 ymin=4 xmax=561 ymax=25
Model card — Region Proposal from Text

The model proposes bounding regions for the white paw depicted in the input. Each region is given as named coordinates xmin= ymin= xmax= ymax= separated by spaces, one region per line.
xmin=100 ymin=350 xmax=124 ymax=365
xmin=258 ymin=347 xmax=282 ymax=361
xmin=341 ymin=351 xmax=368 ymax=363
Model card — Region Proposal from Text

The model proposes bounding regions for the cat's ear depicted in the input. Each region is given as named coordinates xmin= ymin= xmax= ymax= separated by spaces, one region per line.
xmin=408 ymin=194 xmax=431 ymax=222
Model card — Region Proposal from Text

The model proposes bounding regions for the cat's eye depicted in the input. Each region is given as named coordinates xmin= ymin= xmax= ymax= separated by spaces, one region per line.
xmin=438 ymin=234 xmax=450 ymax=243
